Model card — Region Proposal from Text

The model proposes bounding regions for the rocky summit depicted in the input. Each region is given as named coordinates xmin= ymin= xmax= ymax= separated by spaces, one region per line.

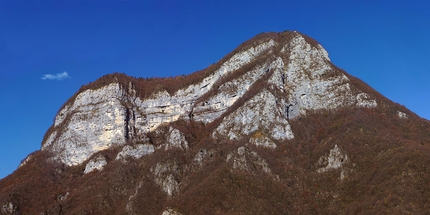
xmin=1 ymin=31 xmax=430 ymax=214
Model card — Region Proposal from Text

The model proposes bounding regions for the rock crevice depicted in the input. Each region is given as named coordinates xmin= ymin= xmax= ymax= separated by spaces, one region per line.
xmin=41 ymin=32 xmax=378 ymax=168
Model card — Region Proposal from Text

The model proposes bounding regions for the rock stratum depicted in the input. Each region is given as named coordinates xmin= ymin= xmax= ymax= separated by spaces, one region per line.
xmin=1 ymin=31 xmax=430 ymax=214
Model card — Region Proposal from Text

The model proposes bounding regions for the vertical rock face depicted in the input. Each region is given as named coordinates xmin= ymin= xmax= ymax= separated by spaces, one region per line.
xmin=42 ymin=83 xmax=130 ymax=166
xmin=6 ymin=30 xmax=430 ymax=215
xmin=192 ymin=61 xmax=270 ymax=123
xmin=212 ymin=89 xmax=294 ymax=141
xmin=40 ymin=31 xmax=378 ymax=168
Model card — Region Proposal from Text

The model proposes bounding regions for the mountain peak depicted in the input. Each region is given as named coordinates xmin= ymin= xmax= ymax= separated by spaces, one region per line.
xmin=39 ymin=30 xmax=377 ymax=167
xmin=2 ymin=31 xmax=430 ymax=214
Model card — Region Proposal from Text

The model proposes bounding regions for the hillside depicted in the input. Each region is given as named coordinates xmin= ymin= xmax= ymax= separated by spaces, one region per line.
xmin=1 ymin=31 xmax=430 ymax=215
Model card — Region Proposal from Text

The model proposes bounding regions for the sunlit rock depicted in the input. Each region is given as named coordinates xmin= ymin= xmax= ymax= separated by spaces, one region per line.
xmin=317 ymin=144 xmax=349 ymax=180
xmin=116 ymin=144 xmax=155 ymax=161
xmin=84 ymin=154 xmax=107 ymax=174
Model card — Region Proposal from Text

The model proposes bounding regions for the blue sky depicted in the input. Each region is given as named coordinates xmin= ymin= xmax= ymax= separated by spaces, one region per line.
xmin=0 ymin=0 xmax=429 ymax=179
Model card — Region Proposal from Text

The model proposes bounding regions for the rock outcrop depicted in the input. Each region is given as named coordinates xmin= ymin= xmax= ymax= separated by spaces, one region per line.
xmin=116 ymin=144 xmax=155 ymax=161
xmin=316 ymin=144 xmax=349 ymax=180
xmin=40 ymin=31 xmax=377 ymax=170
xmin=5 ymin=31 xmax=428 ymax=215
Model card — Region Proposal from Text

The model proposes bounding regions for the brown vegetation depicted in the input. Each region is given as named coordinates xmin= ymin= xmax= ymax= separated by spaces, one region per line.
xmin=4 ymin=100 xmax=430 ymax=214
xmin=3 ymin=31 xmax=430 ymax=214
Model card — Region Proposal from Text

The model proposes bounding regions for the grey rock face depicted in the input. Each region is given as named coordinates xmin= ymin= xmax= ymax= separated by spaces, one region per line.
xmin=193 ymin=61 xmax=271 ymax=123
xmin=42 ymin=83 xmax=129 ymax=166
xmin=163 ymin=127 xmax=188 ymax=150
xmin=250 ymin=134 xmax=277 ymax=149
xmin=41 ymin=32 xmax=378 ymax=168
xmin=317 ymin=145 xmax=349 ymax=180
xmin=162 ymin=208 xmax=183 ymax=215
xmin=270 ymin=34 xmax=376 ymax=119
xmin=116 ymin=144 xmax=155 ymax=161
xmin=1 ymin=202 xmax=17 ymax=215
xmin=151 ymin=161 xmax=180 ymax=196
xmin=226 ymin=146 xmax=273 ymax=175
xmin=212 ymin=89 xmax=294 ymax=141
xmin=18 ymin=154 xmax=33 ymax=168
xmin=398 ymin=111 xmax=408 ymax=119
xmin=356 ymin=93 xmax=377 ymax=108
xmin=84 ymin=154 xmax=107 ymax=174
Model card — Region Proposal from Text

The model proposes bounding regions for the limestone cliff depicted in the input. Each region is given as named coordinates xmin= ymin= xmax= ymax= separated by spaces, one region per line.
xmin=4 ymin=31 xmax=429 ymax=215
xmin=39 ymin=31 xmax=377 ymax=169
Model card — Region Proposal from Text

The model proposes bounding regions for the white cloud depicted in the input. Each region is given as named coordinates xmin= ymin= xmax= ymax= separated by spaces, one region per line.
xmin=41 ymin=71 xmax=71 ymax=80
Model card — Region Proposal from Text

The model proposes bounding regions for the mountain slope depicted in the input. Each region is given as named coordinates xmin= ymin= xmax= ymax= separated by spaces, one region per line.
xmin=1 ymin=31 xmax=430 ymax=215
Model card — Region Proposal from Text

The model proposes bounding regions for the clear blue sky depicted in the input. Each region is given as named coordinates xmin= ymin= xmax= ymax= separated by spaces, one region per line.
xmin=1 ymin=0 xmax=429 ymax=179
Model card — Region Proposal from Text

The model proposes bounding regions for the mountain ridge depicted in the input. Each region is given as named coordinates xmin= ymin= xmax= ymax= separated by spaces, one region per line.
xmin=52 ymin=31 xmax=323 ymax=113
xmin=41 ymin=30 xmax=378 ymax=167
xmin=1 ymin=30 xmax=430 ymax=214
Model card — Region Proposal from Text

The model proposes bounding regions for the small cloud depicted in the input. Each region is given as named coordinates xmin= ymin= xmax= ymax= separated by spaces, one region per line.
xmin=41 ymin=71 xmax=71 ymax=80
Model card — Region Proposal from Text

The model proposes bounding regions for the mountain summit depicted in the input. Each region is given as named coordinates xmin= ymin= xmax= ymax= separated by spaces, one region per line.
xmin=1 ymin=31 xmax=430 ymax=214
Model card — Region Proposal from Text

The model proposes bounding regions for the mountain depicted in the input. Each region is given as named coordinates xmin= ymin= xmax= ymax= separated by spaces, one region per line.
xmin=1 ymin=31 xmax=430 ymax=214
